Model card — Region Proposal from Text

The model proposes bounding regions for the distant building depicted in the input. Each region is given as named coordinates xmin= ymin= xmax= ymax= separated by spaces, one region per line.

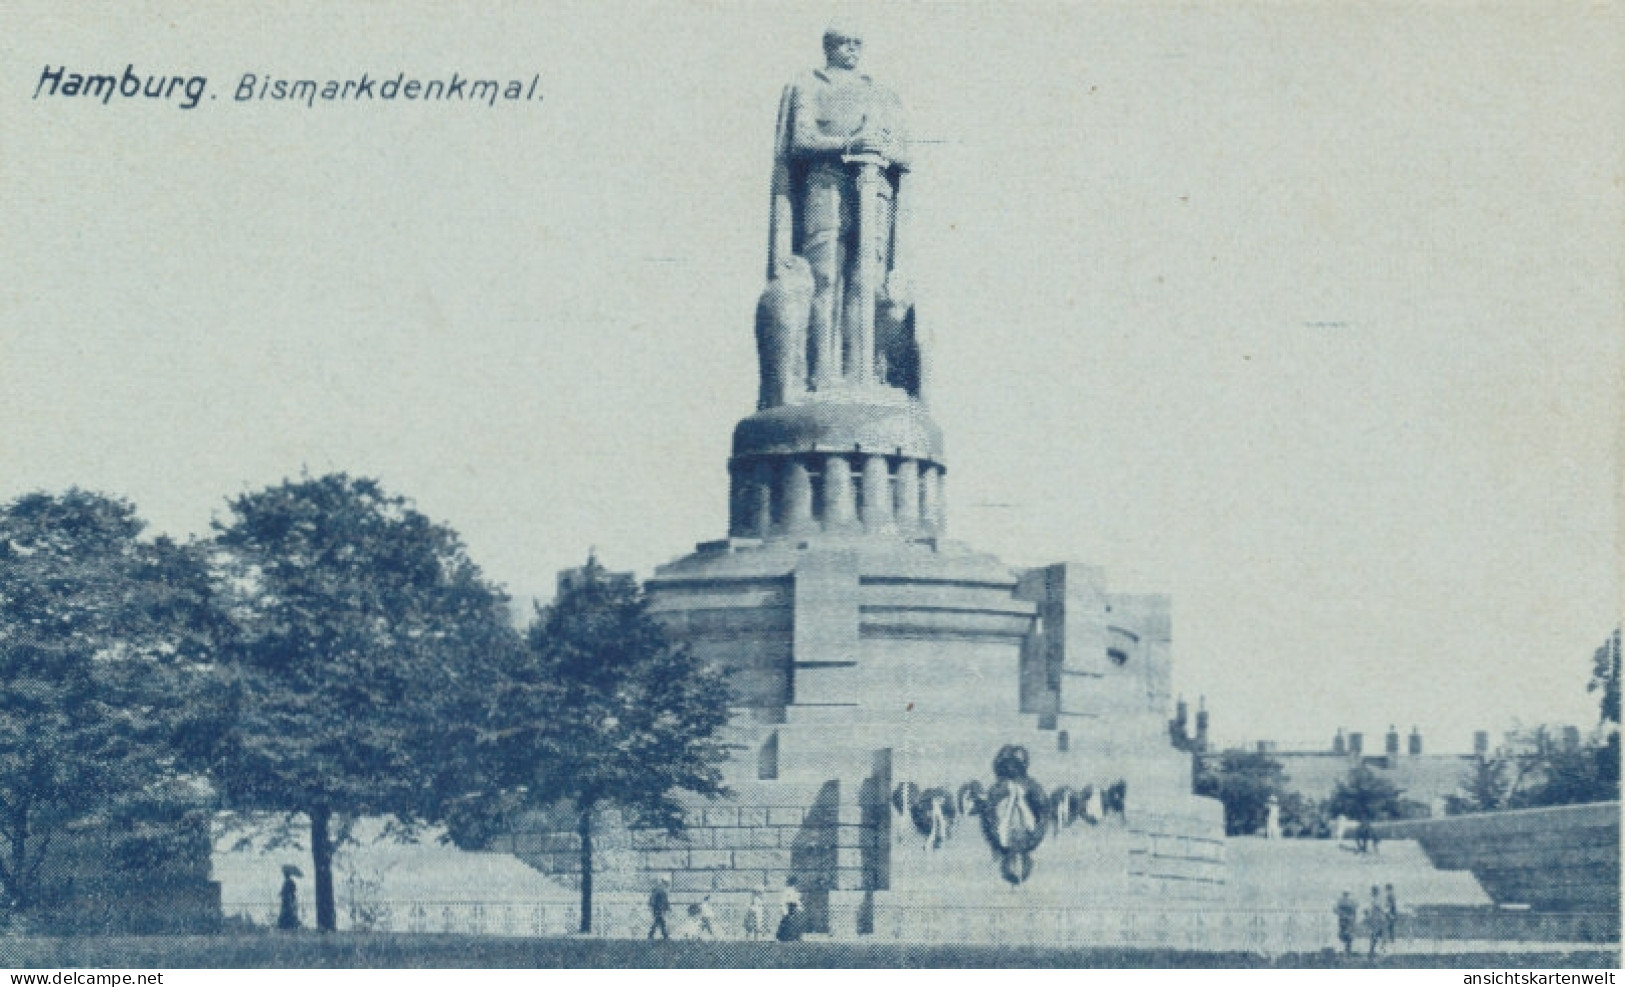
xmin=553 ymin=555 xmax=636 ymax=597
xmin=1195 ymin=714 xmax=1486 ymax=814
xmin=1168 ymin=696 xmax=1210 ymax=753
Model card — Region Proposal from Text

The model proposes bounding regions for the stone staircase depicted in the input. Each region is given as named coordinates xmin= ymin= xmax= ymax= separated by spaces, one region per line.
xmin=1223 ymin=836 xmax=1491 ymax=910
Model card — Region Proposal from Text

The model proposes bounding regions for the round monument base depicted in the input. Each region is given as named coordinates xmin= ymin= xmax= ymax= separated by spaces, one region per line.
xmin=631 ymin=534 xmax=1230 ymax=931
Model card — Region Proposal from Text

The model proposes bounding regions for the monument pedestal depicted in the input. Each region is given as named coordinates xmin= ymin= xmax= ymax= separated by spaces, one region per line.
xmin=637 ymin=534 xmax=1227 ymax=936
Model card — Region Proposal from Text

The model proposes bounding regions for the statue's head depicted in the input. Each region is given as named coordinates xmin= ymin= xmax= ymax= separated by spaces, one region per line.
xmin=822 ymin=21 xmax=863 ymax=70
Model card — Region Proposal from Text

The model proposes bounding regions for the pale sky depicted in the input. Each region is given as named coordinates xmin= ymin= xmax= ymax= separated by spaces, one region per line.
xmin=3 ymin=2 xmax=1619 ymax=754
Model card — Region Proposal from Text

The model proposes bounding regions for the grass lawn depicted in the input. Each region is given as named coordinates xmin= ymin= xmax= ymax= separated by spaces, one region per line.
xmin=0 ymin=934 xmax=1616 ymax=969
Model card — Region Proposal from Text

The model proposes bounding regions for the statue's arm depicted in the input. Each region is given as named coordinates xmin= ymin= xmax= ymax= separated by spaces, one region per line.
xmin=786 ymin=80 xmax=850 ymax=159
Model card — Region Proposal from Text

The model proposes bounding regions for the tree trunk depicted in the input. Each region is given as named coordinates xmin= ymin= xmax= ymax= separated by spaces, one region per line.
xmin=577 ymin=803 xmax=594 ymax=934
xmin=311 ymin=806 xmax=337 ymax=932
xmin=8 ymin=808 xmax=29 ymax=911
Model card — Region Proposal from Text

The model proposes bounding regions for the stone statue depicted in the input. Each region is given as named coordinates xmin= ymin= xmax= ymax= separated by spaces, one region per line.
xmin=760 ymin=22 xmax=923 ymax=405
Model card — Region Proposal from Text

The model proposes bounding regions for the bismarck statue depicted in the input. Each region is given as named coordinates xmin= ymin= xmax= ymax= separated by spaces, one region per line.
xmin=732 ymin=24 xmax=945 ymax=542
xmin=758 ymin=23 xmax=924 ymax=410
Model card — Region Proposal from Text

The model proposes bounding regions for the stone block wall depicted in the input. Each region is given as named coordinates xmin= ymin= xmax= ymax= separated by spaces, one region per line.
xmin=1377 ymin=801 xmax=1620 ymax=913
xmin=496 ymin=785 xmax=880 ymax=930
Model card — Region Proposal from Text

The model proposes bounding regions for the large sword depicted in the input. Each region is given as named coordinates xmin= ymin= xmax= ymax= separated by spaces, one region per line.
xmin=843 ymin=149 xmax=889 ymax=388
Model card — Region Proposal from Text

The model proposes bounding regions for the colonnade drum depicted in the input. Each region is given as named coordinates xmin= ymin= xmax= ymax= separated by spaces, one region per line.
xmin=727 ymin=452 xmax=945 ymax=540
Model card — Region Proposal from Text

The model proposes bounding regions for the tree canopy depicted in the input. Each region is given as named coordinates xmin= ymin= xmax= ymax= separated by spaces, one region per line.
xmin=1450 ymin=630 xmax=1621 ymax=814
xmin=455 ymin=556 xmax=732 ymax=932
xmin=1587 ymin=627 xmax=1620 ymax=793
xmin=1325 ymin=764 xmax=1405 ymax=824
xmin=1502 ymin=725 xmax=1619 ymax=810
xmin=1193 ymin=750 xmax=1290 ymax=836
xmin=1446 ymin=754 xmax=1513 ymax=815
xmin=1590 ymin=629 xmax=1620 ymax=729
xmin=0 ymin=490 xmax=215 ymax=912
xmin=200 ymin=474 xmax=516 ymax=931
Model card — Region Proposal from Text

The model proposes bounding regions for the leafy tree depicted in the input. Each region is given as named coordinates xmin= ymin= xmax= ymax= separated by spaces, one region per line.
xmin=1446 ymin=755 xmax=1512 ymax=815
xmin=1514 ymin=740 xmax=1615 ymax=807
xmin=1325 ymin=764 xmax=1405 ymax=824
xmin=1193 ymin=750 xmax=1290 ymax=836
xmin=0 ymin=490 xmax=215 ymax=913
xmin=1590 ymin=628 xmax=1620 ymax=729
xmin=1503 ymin=725 xmax=1619 ymax=809
xmin=1589 ymin=628 xmax=1620 ymax=791
xmin=1277 ymin=791 xmax=1326 ymax=837
xmin=1468 ymin=634 xmax=1624 ymax=812
xmin=199 ymin=474 xmax=516 ymax=932
xmin=455 ymin=556 xmax=732 ymax=933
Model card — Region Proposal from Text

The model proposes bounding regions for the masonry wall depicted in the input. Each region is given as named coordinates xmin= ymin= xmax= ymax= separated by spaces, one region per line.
xmin=1377 ymin=801 xmax=1620 ymax=913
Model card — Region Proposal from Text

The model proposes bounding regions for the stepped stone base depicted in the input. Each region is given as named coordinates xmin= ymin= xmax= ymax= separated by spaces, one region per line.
xmin=1377 ymin=802 xmax=1620 ymax=914
xmin=502 ymin=534 xmax=1231 ymax=939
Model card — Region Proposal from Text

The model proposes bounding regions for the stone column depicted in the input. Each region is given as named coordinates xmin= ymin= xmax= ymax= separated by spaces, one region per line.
xmin=749 ymin=460 xmax=774 ymax=538
xmin=783 ymin=459 xmax=816 ymax=536
xmin=728 ymin=465 xmax=746 ymax=537
xmin=861 ymin=454 xmax=894 ymax=534
xmin=893 ymin=459 xmax=920 ymax=535
xmin=823 ymin=454 xmax=857 ymax=532
xmin=932 ymin=466 xmax=947 ymax=535
xmin=920 ymin=464 xmax=942 ymax=536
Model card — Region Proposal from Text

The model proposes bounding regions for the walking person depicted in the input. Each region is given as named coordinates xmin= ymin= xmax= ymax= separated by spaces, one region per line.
xmin=277 ymin=865 xmax=302 ymax=931
xmin=744 ymin=887 xmax=766 ymax=940
xmin=775 ymin=901 xmax=805 ymax=942
xmin=695 ymin=894 xmax=718 ymax=939
xmin=1384 ymin=884 xmax=1400 ymax=943
xmin=1335 ymin=890 xmax=1357 ymax=955
xmin=777 ymin=875 xmax=801 ymax=920
xmin=1365 ymin=886 xmax=1385 ymax=957
xmin=647 ymin=876 xmax=672 ymax=940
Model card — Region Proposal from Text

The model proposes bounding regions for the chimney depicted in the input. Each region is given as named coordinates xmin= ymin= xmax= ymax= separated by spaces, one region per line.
xmin=1195 ymin=697 xmax=1209 ymax=751
xmin=1385 ymin=725 xmax=1400 ymax=756
xmin=1408 ymin=726 xmax=1422 ymax=756
xmin=1473 ymin=730 xmax=1489 ymax=757
xmin=1169 ymin=697 xmax=1191 ymax=750
xmin=1333 ymin=728 xmax=1346 ymax=755
xmin=1349 ymin=732 xmax=1364 ymax=757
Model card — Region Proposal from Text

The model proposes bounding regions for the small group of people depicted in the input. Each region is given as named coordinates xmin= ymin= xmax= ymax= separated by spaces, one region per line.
xmin=647 ymin=875 xmax=806 ymax=942
xmin=1335 ymin=884 xmax=1399 ymax=957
